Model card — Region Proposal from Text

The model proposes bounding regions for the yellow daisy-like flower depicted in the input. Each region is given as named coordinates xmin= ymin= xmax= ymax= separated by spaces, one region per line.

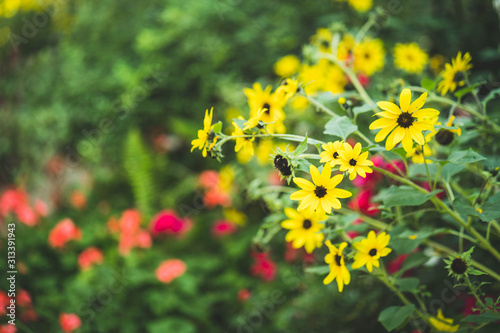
xmin=406 ymin=143 xmax=434 ymax=164
xmin=353 ymin=38 xmax=385 ymax=76
xmin=243 ymin=108 xmax=265 ymax=131
xmin=290 ymin=163 xmax=352 ymax=215
xmin=231 ymin=121 xmax=254 ymax=162
xmin=369 ymin=88 xmax=440 ymax=153
xmin=352 ymin=230 xmax=392 ymax=272
xmin=337 ymin=34 xmax=355 ymax=61
xmin=276 ymin=78 xmax=299 ymax=101
xmin=311 ymin=27 xmax=333 ymax=53
xmin=244 ymin=83 xmax=286 ymax=134
xmin=323 ymin=61 xmax=348 ymax=94
xmin=274 ymin=55 xmax=301 ymax=78
xmin=434 ymin=115 xmax=462 ymax=146
xmin=429 ymin=309 xmax=459 ymax=332
xmin=348 ymin=0 xmax=373 ymax=12
xmin=437 ymin=52 xmax=473 ymax=96
xmin=191 ymin=107 xmax=217 ymax=157
xmin=299 ymin=63 xmax=325 ymax=95
xmin=393 ymin=43 xmax=429 ymax=74
xmin=337 ymin=142 xmax=374 ymax=180
xmin=323 ymin=241 xmax=351 ymax=292
xmin=281 ymin=207 xmax=326 ymax=253
xmin=320 ymin=141 xmax=349 ymax=167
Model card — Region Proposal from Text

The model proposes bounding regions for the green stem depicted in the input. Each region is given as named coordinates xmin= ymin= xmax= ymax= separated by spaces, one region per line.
xmin=465 ymin=275 xmax=488 ymax=311
xmin=303 ymin=93 xmax=338 ymax=117
xmin=218 ymin=133 xmax=326 ymax=146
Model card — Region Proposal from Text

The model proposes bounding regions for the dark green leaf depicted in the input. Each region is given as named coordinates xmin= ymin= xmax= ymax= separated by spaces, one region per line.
xmin=324 ymin=116 xmax=358 ymax=140
xmin=294 ymin=134 xmax=308 ymax=157
xmin=462 ymin=312 xmax=500 ymax=324
xmin=375 ymin=186 xmax=442 ymax=209
xmin=378 ymin=305 xmax=415 ymax=331
xmin=454 ymin=82 xmax=483 ymax=99
xmin=397 ymin=277 xmax=420 ymax=292
xmin=482 ymin=192 xmax=500 ymax=221
xmin=399 ymin=252 xmax=429 ymax=274
xmin=440 ymin=163 xmax=465 ymax=182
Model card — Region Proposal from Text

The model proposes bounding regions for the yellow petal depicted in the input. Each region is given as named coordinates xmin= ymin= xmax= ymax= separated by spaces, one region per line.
xmin=377 ymin=101 xmax=401 ymax=114
xmin=408 ymin=92 xmax=427 ymax=113
xmin=399 ymin=89 xmax=412 ymax=113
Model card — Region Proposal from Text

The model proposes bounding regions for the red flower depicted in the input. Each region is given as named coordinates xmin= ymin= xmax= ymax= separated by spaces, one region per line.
xmin=150 ymin=210 xmax=192 ymax=237
xmin=283 ymin=242 xmax=315 ymax=264
xmin=16 ymin=290 xmax=32 ymax=308
xmin=268 ymin=170 xmax=285 ymax=186
xmin=211 ymin=220 xmax=237 ymax=237
xmin=48 ymin=218 xmax=82 ymax=248
xmin=14 ymin=204 xmax=38 ymax=227
xmin=0 ymin=291 xmax=10 ymax=316
xmin=421 ymin=182 xmax=445 ymax=200
xmin=59 ymin=313 xmax=81 ymax=333
xmin=352 ymin=155 xmax=384 ymax=188
xmin=78 ymin=247 xmax=104 ymax=271
xmin=199 ymin=170 xmax=220 ymax=189
xmin=357 ymin=73 xmax=370 ymax=87
xmin=33 ymin=199 xmax=49 ymax=217
xmin=348 ymin=189 xmax=379 ymax=216
xmin=387 ymin=254 xmax=410 ymax=275
xmin=156 ymin=259 xmax=187 ymax=283
xmin=20 ymin=308 xmax=38 ymax=322
xmin=135 ymin=230 xmax=152 ymax=249
xmin=203 ymin=188 xmax=231 ymax=208
xmin=238 ymin=289 xmax=251 ymax=302
xmin=251 ymin=252 xmax=277 ymax=282
xmin=0 ymin=325 xmax=16 ymax=333
xmin=119 ymin=209 xmax=141 ymax=235
xmin=0 ymin=188 xmax=27 ymax=217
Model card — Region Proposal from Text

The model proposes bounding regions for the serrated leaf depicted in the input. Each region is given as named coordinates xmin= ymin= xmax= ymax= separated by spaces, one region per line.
xmin=375 ymin=186 xmax=442 ymax=209
xmin=305 ymin=265 xmax=330 ymax=275
xmin=448 ymin=149 xmax=486 ymax=164
xmin=324 ymin=116 xmax=358 ymax=140
xmin=421 ymin=77 xmax=436 ymax=91
xmin=397 ymin=277 xmax=420 ymax=292
xmin=378 ymin=305 xmax=415 ymax=331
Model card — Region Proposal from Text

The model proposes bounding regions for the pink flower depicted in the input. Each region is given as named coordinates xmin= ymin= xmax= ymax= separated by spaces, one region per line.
xmin=59 ymin=313 xmax=81 ymax=333
xmin=48 ymin=218 xmax=82 ymax=248
xmin=34 ymin=199 xmax=49 ymax=217
xmin=156 ymin=259 xmax=187 ymax=283
xmin=238 ymin=289 xmax=251 ymax=302
xmin=0 ymin=188 xmax=27 ymax=216
xmin=119 ymin=209 xmax=141 ymax=235
xmin=251 ymin=252 xmax=277 ymax=282
xmin=135 ymin=230 xmax=152 ymax=249
xmin=203 ymin=188 xmax=231 ymax=208
xmin=348 ymin=190 xmax=379 ymax=216
xmin=14 ymin=205 xmax=38 ymax=227
xmin=357 ymin=73 xmax=370 ymax=87
xmin=0 ymin=291 xmax=10 ymax=316
xmin=268 ymin=171 xmax=285 ymax=186
xmin=386 ymin=159 xmax=406 ymax=176
xmin=211 ymin=220 xmax=237 ymax=237
xmin=352 ymin=155 xmax=384 ymax=188
xmin=150 ymin=210 xmax=191 ymax=237
xmin=78 ymin=247 xmax=104 ymax=271
xmin=0 ymin=325 xmax=17 ymax=333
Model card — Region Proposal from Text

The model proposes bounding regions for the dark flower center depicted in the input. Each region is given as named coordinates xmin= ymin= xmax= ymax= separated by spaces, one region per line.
xmin=263 ymin=103 xmax=271 ymax=114
xmin=314 ymin=185 xmax=327 ymax=198
xmin=435 ymin=129 xmax=454 ymax=146
xmin=397 ymin=112 xmax=414 ymax=128
xmin=453 ymin=71 xmax=465 ymax=83
xmin=369 ymin=248 xmax=377 ymax=256
xmin=364 ymin=52 xmax=371 ymax=59
xmin=208 ymin=131 xmax=215 ymax=141
xmin=451 ymin=258 xmax=467 ymax=274
xmin=333 ymin=152 xmax=339 ymax=159
xmin=302 ymin=219 xmax=312 ymax=229
xmin=334 ymin=254 xmax=342 ymax=266
xmin=274 ymin=154 xmax=292 ymax=176
xmin=321 ymin=40 xmax=330 ymax=49
xmin=349 ymin=159 xmax=357 ymax=166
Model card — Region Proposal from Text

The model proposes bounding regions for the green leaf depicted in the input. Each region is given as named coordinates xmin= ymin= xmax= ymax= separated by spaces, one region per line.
xmin=462 ymin=312 xmax=500 ymax=324
xmin=378 ymin=304 xmax=415 ymax=331
xmin=353 ymin=104 xmax=376 ymax=115
xmin=421 ymin=77 xmax=436 ymax=91
xmin=324 ymin=116 xmax=358 ymax=140
xmin=454 ymin=82 xmax=483 ymax=99
xmin=440 ymin=163 xmax=465 ymax=182
xmin=305 ymin=265 xmax=330 ymax=275
xmin=481 ymin=87 xmax=500 ymax=113
xmin=448 ymin=149 xmax=486 ymax=164
xmin=375 ymin=186 xmax=442 ymax=209
xmin=212 ymin=121 xmax=222 ymax=134
xmin=390 ymin=227 xmax=436 ymax=254
xmin=481 ymin=192 xmax=500 ymax=221
xmin=397 ymin=277 xmax=420 ymax=292
xmin=294 ymin=134 xmax=308 ymax=157
xmin=147 ymin=318 xmax=196 ymax=333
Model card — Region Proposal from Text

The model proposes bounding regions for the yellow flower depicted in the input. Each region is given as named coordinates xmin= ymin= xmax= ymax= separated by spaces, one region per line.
xmin=244 ymin=83 xmax=286 ymax=134
xmin=323 ymin=241 xmax=351 ymax=292
xmin=348 ymin=0 xmax=373 ymax=12
xmin=427 ymin=115 xmax=462 ymax=146
xmin=437 ymin=52 xmax=473 ymax=96
xmin=353 ymin=38 xmax=385 ymax=76
xmin=281 ymin=208 xmax=326 ymax=253
xmin=290 ymin=163 xmax=352 ymax=215
xmin=219 ymin=165 xmax=235 ymax=192
xmin=299 ymin=63 xmax=325 ymax=95
xmin=255 ymin=139 xmax=274 ymax=165
xmin=393 ymin=43 xmax=429 ymax=74
xmin=320 ymin=141 xmax=349 ymax=167
xmin=311 ymin=28 xmax=333 ymax=53
xmin=243 ymin=108 xmax=265 ymax=131
xmin=352 ymin=230 xmax=392 ymax=272
xmin=191 ymin=107 xmax=217 ymax=157
xmin=231 ymin=121 xmax=254 ymax=162
xmin=276 ymin=78 xmax=299 ymax=101
xmin=274 ymin=55 xmax=301 ymax=78
xmin=337 ymin=34 xmax=355 ymax=61
xmin=290 ymin=96 xmax=310 ymax=111
xmin=224 ymin=208 xmax=247 ymax=226
xmin=429 ymin=309 xmax=459 ymax=332
xmin=406 ymin=143 xmax=434 ymax=164
xmin=369 ymin=88 xmax=440 ymax=153
xmin=430 ymin=54 xmax=446 ymax=75
xmin=323 ymin=61 xmax=348 ymax=94
xmin=337 ymin=142 xmax=374 ymax=180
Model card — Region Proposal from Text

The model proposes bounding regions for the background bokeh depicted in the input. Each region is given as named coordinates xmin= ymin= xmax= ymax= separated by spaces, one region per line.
xmin=1 ymin=0 xmax=500 ymax=332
